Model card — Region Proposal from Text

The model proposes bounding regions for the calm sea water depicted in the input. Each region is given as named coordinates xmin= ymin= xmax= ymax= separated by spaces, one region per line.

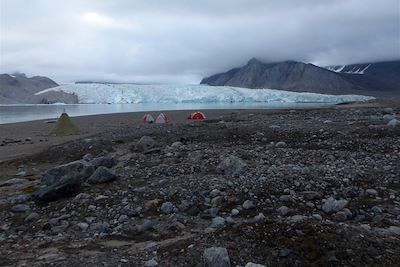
xmin=0 ymin=102 xmax=333 ymax=124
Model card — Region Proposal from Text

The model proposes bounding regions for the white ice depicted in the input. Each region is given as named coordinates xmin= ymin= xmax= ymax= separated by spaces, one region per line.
xmin=36 ymin=84 xmax=374 ymax=104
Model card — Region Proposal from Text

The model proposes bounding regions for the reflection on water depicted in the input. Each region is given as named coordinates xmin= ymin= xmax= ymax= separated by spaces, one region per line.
xmin=0 ymin=102 xmax=333 ymax=124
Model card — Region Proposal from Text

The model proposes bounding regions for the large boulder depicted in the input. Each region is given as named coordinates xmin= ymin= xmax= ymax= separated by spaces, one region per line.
xmin=41 ymin=160 xmax=94 ymax=186
xmin=203 ymin=247 xmax=231 ymax=267
xmin=34 ymin=176 xmax=81 ymax=202
xmin=90 ymin=156 xmax=116 ymax=169
xmin=87 ymin=167 xmax=117 ymax=184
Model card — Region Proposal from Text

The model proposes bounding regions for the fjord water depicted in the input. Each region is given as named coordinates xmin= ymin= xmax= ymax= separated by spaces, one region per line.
xmin=0 ymin=102 xmax=334 ymax=124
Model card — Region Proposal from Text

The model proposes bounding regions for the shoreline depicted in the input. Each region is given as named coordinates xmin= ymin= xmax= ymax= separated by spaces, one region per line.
xmin=0 ymin=97 xmax=395 ymax=163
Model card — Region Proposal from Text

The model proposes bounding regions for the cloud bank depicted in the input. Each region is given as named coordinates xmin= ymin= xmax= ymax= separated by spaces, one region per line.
xmin=1 ymin=0 xmax=399 ymax=83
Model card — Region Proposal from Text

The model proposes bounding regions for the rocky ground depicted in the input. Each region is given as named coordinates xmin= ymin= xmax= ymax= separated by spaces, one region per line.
xmin=0 ymin=106 xmax=399 ymax=267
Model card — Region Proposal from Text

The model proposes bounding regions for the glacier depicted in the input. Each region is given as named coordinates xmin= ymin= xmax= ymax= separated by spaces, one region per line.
xmin=36 ymin=84 xmax=374 ymax=104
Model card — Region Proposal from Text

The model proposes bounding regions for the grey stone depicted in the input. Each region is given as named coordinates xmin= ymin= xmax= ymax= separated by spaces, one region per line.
xmin=211 ymin=216 xmax=225 ymax=228
xmin=160 ymin=202 xmax=174 ymax=214
xmin=245 ymin=263 xmax=267 ymax=267
xmin=25 ymin=212 xmax=39 ymax=222
xmin=203 ymin=247 xmax=231 ymax=267
xmin=275 ymin=141 xmax=287 ymax=148
xmin=41 ymin=160 xmax=94 ymax=186
xmin=279 ymin=195 xmax=294 ymax=203
xmin=136 ymin=136 xmax=156 ymax=152
xmin=34 ymin=175 xmax=81 ymax=202
xmin=366 ymin=189 xmax=378 ymax=197
xmin=11 ymin=204 xmax=30 ymax=212
xmin=387 ymin=118 xmax=400 ymax=127
xmin=1 ymin=178 xmax=28 ymax=186
xmin=144 ymin=259 xmax=158 ymax=267
xmin=332 ymin=211 xmax=347 ymax=221
xmin=82 ymin=153 xmax=93 ymax=162
xmin=242 ymin=200 xmax=255 ymax=209
xmin=89 ymin=222 xmax=109 ymax=233
xmin=90 ymin=155 xmax=116 ymax=169
xmin=217 ymin=155 xmax=247 ymax=176
xmin=231 ymin=208 xmax=239 ymax=216
xmin=322 ymin=197 xmax=348 ymax=214
xmin=300 ymin=191 xmax=322 ymax=200
xmin=87 ymin=167 xmax=117 ymax=184
xmin=77 ymin=222 xmax=89 ymax=231
xmin=135 ymin=220 xmax=154 ymax=232
xmin=278 ymin=206 xmax=290 ymax=216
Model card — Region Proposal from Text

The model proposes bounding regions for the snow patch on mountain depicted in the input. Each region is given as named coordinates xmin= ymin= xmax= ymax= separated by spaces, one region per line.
xmin=36 ymin=84 xmax=374 ymax=104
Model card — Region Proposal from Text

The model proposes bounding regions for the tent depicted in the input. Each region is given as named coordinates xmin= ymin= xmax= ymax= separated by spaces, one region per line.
xmin=187 ymin=111 xmax=206 ymax=120
xmin=142 ymin=114 xmax=154 ymax=123
xmin=49 ymin=112 xmax=80 ymax=136
xmin=155 ymin=113 xmax=170 ymax=124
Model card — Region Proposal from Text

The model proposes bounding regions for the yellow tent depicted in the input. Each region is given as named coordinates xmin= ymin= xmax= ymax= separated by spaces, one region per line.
xmin=49 ymin=112 xmax=80 ymax=136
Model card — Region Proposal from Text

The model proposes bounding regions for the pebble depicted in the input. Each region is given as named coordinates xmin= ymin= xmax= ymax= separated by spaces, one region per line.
xmin=211 ymin=216 xmax=225 ymax=228
xmin=366 ymin=189 xmax=378 ymax=197
xmin=11 ymin=204 xmax=30 ymax=212
xmin=203 ymin=247 xmax=231 ymax=267
xmin=144 ymin=259 xmax=158 ymax=267
xmin=277 ymin=206 xmax=290 ymax=216
xmin=275 ymin=141 xmax=287 ymax=148
xmin=160 ymin=202 xmax=174 ymax=214
xmin=242 ymin=200 xmax=255 ymax=209
xmin=24 ymin=212 xmax=39 ymax=222
xmin=231 ymin=208 xmax=239 ymax=216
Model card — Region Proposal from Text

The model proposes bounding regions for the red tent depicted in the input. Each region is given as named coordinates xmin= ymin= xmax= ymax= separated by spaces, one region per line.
xmin=155 ymin=113 xmax=170 ymax=123
xmin=142 ymin=114 xmax=154 ymax=123
xmin=187 ymin=111 xmax=206 ymax=120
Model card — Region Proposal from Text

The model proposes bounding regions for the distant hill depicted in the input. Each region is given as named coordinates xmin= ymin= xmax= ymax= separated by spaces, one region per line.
xmin=0 ymin=73 xmax=77 ymax=104
xmin=201 ymin=58 xmax=400 ymax=95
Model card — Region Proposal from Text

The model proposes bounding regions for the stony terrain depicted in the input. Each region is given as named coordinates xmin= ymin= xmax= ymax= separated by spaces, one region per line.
xmin=0 ymin=106 xmax=399 ymax=266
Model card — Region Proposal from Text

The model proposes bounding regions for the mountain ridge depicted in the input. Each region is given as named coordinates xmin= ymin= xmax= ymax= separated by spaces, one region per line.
xmin=201 ymin=59 xmax=400 ymax=95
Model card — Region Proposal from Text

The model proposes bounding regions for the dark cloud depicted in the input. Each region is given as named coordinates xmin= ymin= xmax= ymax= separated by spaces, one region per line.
xmin=1 ymin=0 xmax=399 ymax=83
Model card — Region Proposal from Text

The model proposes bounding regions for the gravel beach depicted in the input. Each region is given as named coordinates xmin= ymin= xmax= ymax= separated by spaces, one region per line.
xmin=0 ymin=99 xmax=399 ymax=266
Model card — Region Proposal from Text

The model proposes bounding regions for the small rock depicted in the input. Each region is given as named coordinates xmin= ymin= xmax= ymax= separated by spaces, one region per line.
xmin=203 ymin=247 xmax=231 ymax=267
xmin=312 ymin=214 xmax=322 ymax=221
xmin=89 ymin=222 xmax=109 ymax=233
xmin=24 ymin=212 xmax=39 ymax=222
xmin=136 ymin=136 xmax=156 ymax=152
xmin=242 ymin=200 xmax=255 ymax=210
xmin=332 ymin=211 xmax=347 ymax=222
xmin=82 ymin=153 xmax=93 ymax=162
xmin=387 ymin=118 xmax=400 ymax=127
xmin=231 ymin=209 xmax=239 ymax=216
xmin=144 ymin=259 xmax=158 ymax=267
xmin=135 ymin=220 xmax=154 ymax=232
xmin=211 ymin=216 xmax=225 ymax=228
xmin=216 ymin=155 xmax=247 ymax=176
xmin=245 ymin=263 xmax=267 ymax=267
xmin=383 ymin=107 xmax=394 ymax=114
xmin=322 ymin=197 xmax=348 ymax=214
xmin=278 ymin=206 xmax=290 ymax=216
xmin=77 ymin=222 xmax=89 ymax=231
xmin=275 ymin=141 xmax=287 ymax=148
xmin=160 ymin=202 xmax=174 ymax=214
xmin=279 ymin=195 xmax=294 ymax=203
xmin=1 ymin=178 xmax=28 ymax=186
xmin=300 ymin=191 xmax=322 ymax=200
xmin=209 ymin=189 xmax=221 ymax=198
xmin=11 ymin=204 xmax=30 ymax=212
xmin=366 ymin=189 xmax=378 ymax=197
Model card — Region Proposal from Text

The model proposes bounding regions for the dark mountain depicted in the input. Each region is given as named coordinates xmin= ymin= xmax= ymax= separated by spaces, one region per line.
xmin=326 ymin=60 xmax=400 ymax=94
xmin=201 ymin=58 xmax=400 ymax=95
xmin=0 ymin=73 xmax=77 ymax=104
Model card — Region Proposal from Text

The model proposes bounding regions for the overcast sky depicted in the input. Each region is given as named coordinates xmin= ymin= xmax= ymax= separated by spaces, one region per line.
xmin=1 ymin=0 xmax=399 ymax=83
